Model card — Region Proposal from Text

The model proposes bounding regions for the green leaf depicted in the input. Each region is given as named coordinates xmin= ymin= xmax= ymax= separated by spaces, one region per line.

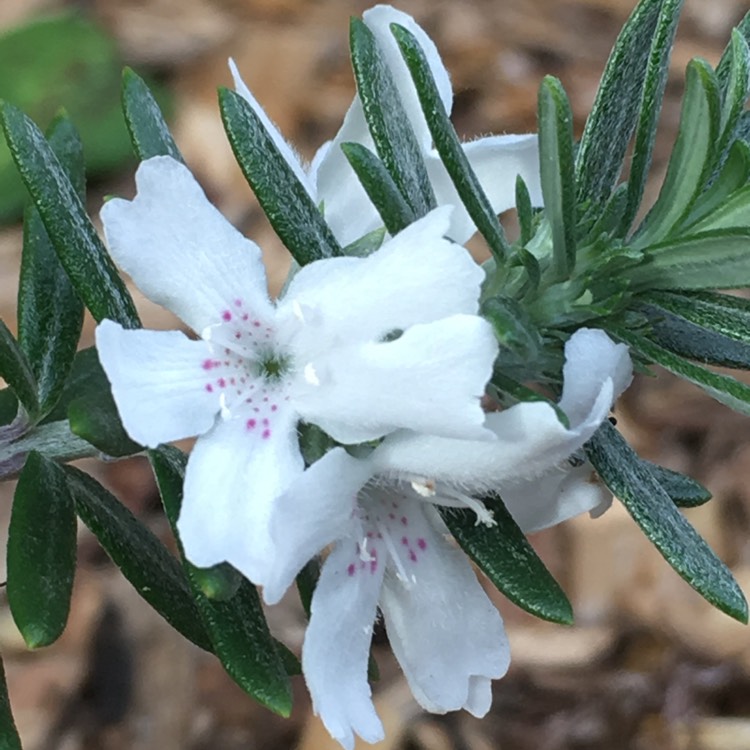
xmin=586 ymin=421 xmax=747 ymax=622
xmin=688 ymin=183 xmax=750 ymax=233
xmin=390 ymin=22 xmax=511 ymax=259
xmin=576 ymin=0 xmax=684 ymax=217
xmin=18 ymin=115 xmax=84 ymax=418
xmin=0 ymin=320 xmax=37 ymax=417
xmin=716 ymin=12 xmax=750 ymax=92
xmin=639 ymin=289 xmax=750 ymax=346
xmin=219 ymin=88 xmax=340 ymax=265
xmin=7 ymin=452 xmax=76 ymax=648
xmin=149 ymin=446 xmax=293 ymax=716
xmin=340 ymin=142 xmax=415 ymax=235
xmin=716 ymin=30 xmax=750 ymax=161
xmin=0 ymin=657 xmax=21 ymax=750
xmin=516 ymin=175 xmax=535 ymax=247
xmin=0 ymin=103 xmax=140 ymax=328
xmin=441 ymin=498 xmax=573 ymax=625
xmin=681 ymin=140 xmax=750 ymax=231
xmin=350 ymin=18 xmax=436 ymax=218
xmin=639 ymin=303 xmax=750 ymax=369
xmin=342 ymin=226 xmax=386 ymax=258
xmin=645 ymin=460 xmax=711 ymax=507
xmin=491 ymin=370 xmax=569 ymax=429
xmin=633 ymin=60 xmax=721 ymax=247
xmin=0 ymin=390 xmax=18 ymax=428
xmin=67 ymin=397 xmax=140 ymax=458
xmin=121 ymin=67 xmax=182 ymax=162
xmin=537 ymin=77 xmax=576 ymax=280
xmin=65 ymin=464 xmax=213 ymax=651
xmin=611 ymin=324 xmax=750 ymax=416
xmin=619 ymin=0 xmax=684 ymax=233
xmin=626 ymin=228 xmax=750 ymax=291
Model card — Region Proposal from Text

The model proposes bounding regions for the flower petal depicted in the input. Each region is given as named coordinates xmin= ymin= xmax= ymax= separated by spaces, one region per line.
xmin=559 ymin=328 xmax=633 ymax=425
xmin=278 ymin=207 xmax=485 ymax=353
xmin=426 ymin=134 xmax=543 ymax=243
xmin=229 ymin=59 xmax=317 ymax=198
xmin=177 ymin=401 xmax=303 ymax=583
xmin=95 ymin=320 xmax=220 ymax=447
xmin=293 ymin=315 xmax=497 ymax=444
xmin=379 ymin=502 xmax=508 ymax=713
xmin=303 ymin=539 xmax=386 ymax=750
xmin=363 ymin=4 xmax=453 ymax=146
xmin=501 ymin=461 xmax=612 ymax=533
xmin=374 ymin=329 xmax=632 ymax=489
xmin=263 ymin=448 xmax=373 ymax=605
xmin=313 ymin=101 xmax=384 ymax=247
xmin=313 ymin=5 xmax=454 ymax=246
xmin=465 ymin=676 xmax=494 ymax=718
xmin=101 ymin=156 xmax=272 ymax=333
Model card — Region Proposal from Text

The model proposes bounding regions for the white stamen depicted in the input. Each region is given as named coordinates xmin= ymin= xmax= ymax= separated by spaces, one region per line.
xmin=219 ymin=392 xmax=231 ymax=420
xmin=411 ymin=478 xmax=436 ymax=497
xmin=358 ymin=538 xmax=372 ymax=562
xmin=304 ymin=363 xmax=320 ymax=386
xmin=376 ymin=519 xmax=413 ymax=589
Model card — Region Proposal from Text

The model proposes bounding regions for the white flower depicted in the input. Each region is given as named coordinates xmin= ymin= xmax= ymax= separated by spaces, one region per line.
xmin=373 ymin=328 xmax=634 ymax=532
xmin=231 ymin=4 xmax=542 ymax=247
xmin=255 ymin=333 xmax=630 ymax=749
xmin=95 ymin=155 xmax=498 ymax=584
xmin=264 ymin=449 xmax=507 ymax=749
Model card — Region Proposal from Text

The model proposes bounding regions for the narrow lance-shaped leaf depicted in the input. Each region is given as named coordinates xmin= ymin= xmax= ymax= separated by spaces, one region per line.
xmin=537 ymin=76 xmax=576 ymax=280
xmin=681 ymin=140 xmax=750 ymax=231
xmin=341 ymin=141 xmax=416 ymax=235
xmin=18 ymin=114 xmax=84 ymax=418
xmin=0 ymin=656 xmax=22 ymax=750
xmin=611 ymin=324 xmax=750 ymax=417
xmin=121 ymin=67 xmax=183 ymax=162
xmin=350 ymin=18 xmax=436 ymax=218
xmin=626 ymin=228 xmax=750 ymax=291
xmin=642 ymin=289 xmax=750 ymax=343
xmin=7 ymin=452 xmax=76 ymax=648
xmin=0 ymin=103 xmax=139 ymax=328
xmin=715 ymin=30 xmax=750 ymax=161
xmin=219 ymin=88 xmax=340 ymax=266
xmin=149 ymin=446 xmax=294 ymax=716
xmin=638 ymin=302 xmax=750 ymax=370
xmin=645 ymin=460 xmax=712 ymax=508
xmin=0 ymin=320 xmax=37 ymax=417
xmin=619 ymin=0 xmax=684 ymax=233
xmin=576 ymin=0 xmax=683 ymax=213
xmin=586 ymin=421 xmax=747 ymax=622
xmin=633 ymin=60 xmax=721 ymax=247
xmin=441 ymin=498 xmax=574 ymax=625
xmin=64 ymin=464 xmax=213 ymax=651
xmin=390 ymin=22 xmax=511 ymax=260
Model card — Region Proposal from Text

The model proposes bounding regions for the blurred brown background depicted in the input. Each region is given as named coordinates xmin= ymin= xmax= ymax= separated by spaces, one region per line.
xmin=2 ymin=0 xmax=750 ymax=748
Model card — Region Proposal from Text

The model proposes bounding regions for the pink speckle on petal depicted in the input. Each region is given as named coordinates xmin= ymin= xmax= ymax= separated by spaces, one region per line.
xmin=262 ymin=418 xmax=269 ymax=426
xmin=222 ymin=311 xmax=232 ymax=321
xmin=262 ymin=429 xmax=271 ymax=439
xmin=347 ymin=564 xmax=355 ymax=577
xmin=218 ymin=378 xmax=226 ymax=388
xmin=242 ymin=313 xmax=249 ymax=321
xmin=271 ymin=404 xmax=278 ymax=412
xmin=234 ymin=299 xmax=242 ymax=307
xmin=205 ymin=384 xmax=213 ymax=393
xmin=409 ymin=550 xmax=417 ymax=562
xmin=417 ymin=538 xmax=427 ymax=550
xmin=388 ymin=513 xmax=396 ymax=520
xmin=234 ymin=331 xmax=242 ymax=339
xmin=246 ymin=419 xmax=257 ymax=430
xmin=253 ymin=320 xmax=261 ymax=328
xmin=202 ymin=359 xmax=214 ymax=371
xmin=401 ymin=516 xmax=408 ymax=526
xmin=370 ymin=560 xmax=378 ymax=574
xmin=401 ymin=536 xmax=409 ymax=546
